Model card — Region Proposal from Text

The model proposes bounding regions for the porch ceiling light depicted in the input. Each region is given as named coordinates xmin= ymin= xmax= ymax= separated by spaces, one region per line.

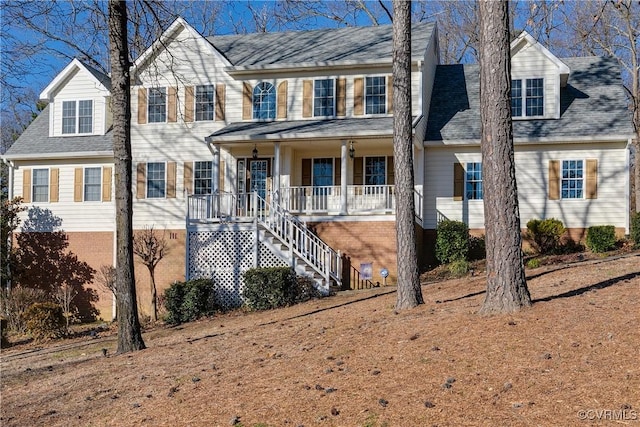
xmin=252 ymin=145 xmax=258 ymax=159
xmin=349 ymin=141 xmax=355 ymax=159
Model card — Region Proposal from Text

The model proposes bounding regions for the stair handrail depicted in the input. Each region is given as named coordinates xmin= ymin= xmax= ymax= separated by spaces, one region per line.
xmin=252 ymin=192 xmax=342 ymax=289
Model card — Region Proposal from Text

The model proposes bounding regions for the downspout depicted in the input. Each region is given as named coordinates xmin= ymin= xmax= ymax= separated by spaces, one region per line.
xmin=2 ymin=158 xmax=15 ymax=292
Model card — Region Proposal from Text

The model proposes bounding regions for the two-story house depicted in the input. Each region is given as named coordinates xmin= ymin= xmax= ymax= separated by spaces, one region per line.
xmin=3 ymin=19 xmax=634 ymax=318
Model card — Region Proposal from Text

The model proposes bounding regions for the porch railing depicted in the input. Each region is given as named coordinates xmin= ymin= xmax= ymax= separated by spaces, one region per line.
xmin=254 ymin=193 xmax=342 ymax=289
xmin=187 ymin=185 xmax=424 ymax=222
xmin=279 ymin=185 xmax=396 ymax=214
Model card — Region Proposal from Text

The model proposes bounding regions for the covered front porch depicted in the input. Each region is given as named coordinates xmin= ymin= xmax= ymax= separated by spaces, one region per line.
xmin=200 ymin=117 xmax=426 ymax=222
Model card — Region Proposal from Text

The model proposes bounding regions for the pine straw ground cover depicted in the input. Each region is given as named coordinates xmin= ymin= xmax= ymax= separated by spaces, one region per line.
xmin=1 ymin=253 xmax=639 ymax=427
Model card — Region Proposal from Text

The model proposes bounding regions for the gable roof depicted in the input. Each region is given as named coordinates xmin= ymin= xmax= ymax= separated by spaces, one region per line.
xmin=39 ymin=58 xmax=110 ymax=101
xmin=511 ymin=31 xmax=570 ymax=87
xmin=424 ymin=56 xmax=635 ymax=143
xmin=3 ymin=105 xmax=113 ymax=160
xmin=208 ymin=22 xmax=435 ymax=71
xmin=132 ymin=16 xmax=232 ymax=76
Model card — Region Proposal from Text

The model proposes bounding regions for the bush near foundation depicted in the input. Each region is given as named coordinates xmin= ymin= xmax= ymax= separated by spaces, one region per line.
xmin=242 ymin=267 xmax=321 ymax=311
xmin=164 ymin=279 xmax=217 ymax=325
xmin=526 ymin=218 xmax=566 ymax=254
xmin=23 ymin=302 xmax=65 ymax=341
xmin=0 ymin=287 xmax=50 ymax=334
xmin=586 ymin=225 xmax=616 ymax=253
xmin=435 ymin=220 xmax=469 ymax=264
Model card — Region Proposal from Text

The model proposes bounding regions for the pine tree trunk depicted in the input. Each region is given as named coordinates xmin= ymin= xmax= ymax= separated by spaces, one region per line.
xmin=393 ymin=0 xmax=423 ymax=310
xmin=108 ymin=0 xmax=145 ymax=352
xmin=477 ymin=0 xmax=531 ymax=314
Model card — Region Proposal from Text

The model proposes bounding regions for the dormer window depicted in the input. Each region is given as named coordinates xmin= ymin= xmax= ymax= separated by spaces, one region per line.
xmin=511 ymin=78 xmax=544 ymax=118
xmin=62 ymin=100 xmax=93 ymax=134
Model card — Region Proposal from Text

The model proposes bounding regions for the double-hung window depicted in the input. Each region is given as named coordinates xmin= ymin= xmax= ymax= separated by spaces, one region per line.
xmin=62 ymin=100 xmax=93 ymax=134
xmin=194 ymin=161 xmax=213 ymax=195
xmin=195 ymin=85 xmax=215 ymax=121
xmin=32 ymin=169 xmax=49 ymax=203
xmin=365 ymin=76 xmax=386 ymax=114
xmin=314 ymin=79 xmax=334 ymax=117
xmin=148 ymin=88 xmax=167 ymax=123
xmin=146 ymin=162 xmax=166 ymax=198
xmin=253 ymin=82 xmax=276 ymax=120
xmin=561 ymin=160 xmax=583 ymax=199
xmin=511 ymin=78 xmax=544 ymax=117
xmin=365 ymin=157 xmax=386 ymax=186
xmin=84 ymin=167 xmax=102 ymax=201
xmin=465 ymin=162 xmax=483 ymax=200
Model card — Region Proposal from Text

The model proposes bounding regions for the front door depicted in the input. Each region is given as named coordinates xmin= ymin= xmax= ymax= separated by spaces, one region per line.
xmin=249 ymin=159 xmax=269 ymax=199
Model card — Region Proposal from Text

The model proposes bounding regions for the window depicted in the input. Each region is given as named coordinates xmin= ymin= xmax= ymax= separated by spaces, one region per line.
xmin=562 ymin=160 xmax=583 ymax=199
xmin=253 ymin=82 xmax=276 ymax=120
xmin=365 ymin=157 xmax=386 ymax=186
xmin=62 ymin=100 xmax=93 ymax=134
xmin=365 ymin=76 xmax=386 ymax=114
xmin=194 ymin=161 xmax=213 ymax=195
xmin=84 ymin=167 xmax=102 ymax=201
xmin=195 ymin=85 xmax=215 ymax=121
xmin=146 ymin=162 xmax=166 ymax=198
xmin=465 ymin=162 xmax=483 ymax=200
xmin=312 ymin=159 xmax=333 ymax=187
xmin=32 ymin=169 xmax=49 ymax=203
xmin=62 ymin=101 xmax=76 ymax=134
xmin=314 ymin=79 xmax=334 ymax=117
xmin=511 ymin=78 xmax=544 ymax=117
xmin=148 ymin=88 xmax=166 ymax=123
xmin=78 ymin=100 xmax=93 ymax=133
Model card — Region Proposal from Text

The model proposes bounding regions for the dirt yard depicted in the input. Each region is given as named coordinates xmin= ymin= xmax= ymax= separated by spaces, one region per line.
xmin=1 ymin=253 xmax=639 ymax=427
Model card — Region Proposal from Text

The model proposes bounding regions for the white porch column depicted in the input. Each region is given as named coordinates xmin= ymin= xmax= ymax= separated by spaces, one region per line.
xmin=273 ymin=142 xmax=281 ymax=205
xmin=212 ymin=144 xmax=221 ymax=193
xmin=340 ymin=140 xmax=348 ymax=215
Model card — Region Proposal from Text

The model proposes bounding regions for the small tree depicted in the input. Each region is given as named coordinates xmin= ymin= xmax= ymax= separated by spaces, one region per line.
xmin=53 ymin=282 xmax=78 ymax=332
xmin=1 ymin=196 xmax=25 ymax=291
xmin=133 ymin=226 xmax=168 ymax=322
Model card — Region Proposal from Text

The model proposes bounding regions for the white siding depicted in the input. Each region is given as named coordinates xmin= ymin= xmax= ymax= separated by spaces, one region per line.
xmin=130 ymin=24 xmax=427 ymax=230
xmin=423 ymin=142 xmax=628 ymax=231
xmin=51 ymin=69 xmax=109 ymax=136
xmin=13 ymin=158 xmax=115 ymax=232
xmin=511 ymin=44 xmax=560 ymax=119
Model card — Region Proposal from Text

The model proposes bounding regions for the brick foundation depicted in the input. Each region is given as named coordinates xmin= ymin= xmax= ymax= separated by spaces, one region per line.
xmin=308 ymin=221 xmax=398 ymax=285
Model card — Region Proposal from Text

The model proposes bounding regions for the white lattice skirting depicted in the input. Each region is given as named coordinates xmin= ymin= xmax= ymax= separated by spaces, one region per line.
xmin=188 ymin=225 xmax=287 ymax=308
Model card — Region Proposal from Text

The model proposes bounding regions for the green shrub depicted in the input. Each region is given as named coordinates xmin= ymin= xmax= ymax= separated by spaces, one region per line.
xmin=468 ymin=235 xmax=486 ymax=261
xmin=163 ymin=279 xmax=217 ymax=325
xmin=526 ymin=218 xmax=566 ymax=254
xmin=631 ymin=212 xmax=640 ymax=249
xmin=435 ymin=220 xmax=469 ymax=264
xmin=448 ymin=259 xmax=470 ymax=277
xmin=586 ymin=225 xmax=616 ymax=253
xmin=242 ymin=267 xmax=320 ymax=311
xmin=23 ymin=302 xmax=65 ymax=341
xmin=526 ymin=258 xmax=541 ymax=269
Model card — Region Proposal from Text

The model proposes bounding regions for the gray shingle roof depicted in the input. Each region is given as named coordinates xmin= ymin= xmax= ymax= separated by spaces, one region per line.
xmin=208 ymin=117 xmax=395 ymax=141
xmin=3 ymin=105 xmax=113 ymax=159
xmin=425 ymin=56 xmax=635 ymax=142
xmin=79 ymin=60 xmax=111 ymax=91
xmin=208 ymin=22 xmax=434 ymax=67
